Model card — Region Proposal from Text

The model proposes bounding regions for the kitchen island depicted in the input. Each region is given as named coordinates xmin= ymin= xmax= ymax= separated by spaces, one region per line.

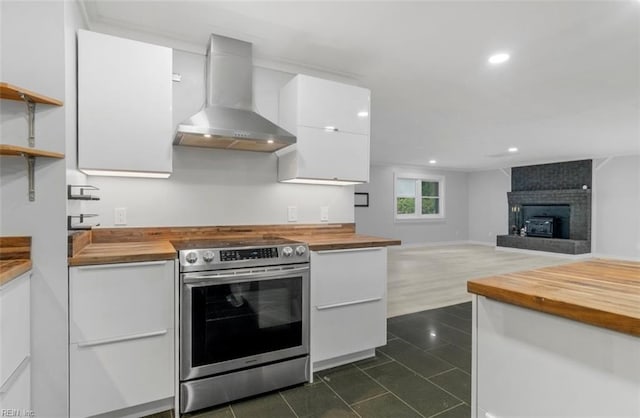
xmin=467 ymin=260 xmax=640 ymax=418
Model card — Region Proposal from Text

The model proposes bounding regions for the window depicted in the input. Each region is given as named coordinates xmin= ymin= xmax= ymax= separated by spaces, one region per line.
xmin=394 ymin=174 xmax=444 ymax=220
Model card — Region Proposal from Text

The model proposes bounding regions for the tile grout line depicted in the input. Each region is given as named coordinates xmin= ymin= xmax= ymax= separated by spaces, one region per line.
xmin=355 ymin=358 xmax=394 ymax=371
xmin=278 ymin=391 xmax=300 ymax=418
xmin=349 ymin=390 xmax=391 ymax=406
xmin=227 ymin=404 xmax=238 ymax=418
xmin=318 ymin=379 xmax=364 ymax=418
xmin=377 ymin=350 xmax=467 ymax=406
xmin=358 ymin=366 xmax=427 ymax=418
xmin=426 ymin=401 xmax=466 ymax=418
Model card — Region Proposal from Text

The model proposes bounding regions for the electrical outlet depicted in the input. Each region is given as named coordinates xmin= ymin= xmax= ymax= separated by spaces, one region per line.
xmin=320 ymin=206 xmax=329 ymax=222
xmin=114 ymin=207 xmax=127 ymax=225
xmin=287 ymin=206 xmax=298 ymax=222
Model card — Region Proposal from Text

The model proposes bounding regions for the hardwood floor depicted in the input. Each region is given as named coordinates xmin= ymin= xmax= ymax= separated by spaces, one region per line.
xmin=387 ymin=244 xmax=578 ymax=317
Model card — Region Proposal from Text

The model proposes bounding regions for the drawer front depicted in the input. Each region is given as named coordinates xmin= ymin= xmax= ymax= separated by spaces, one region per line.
xmin=70 ymin=330 xmax=174 ymax=418
xmin=311 ymin=298 xmax=386 ymax=363
xmin=69 ymin=261 xmax=174 ymax=344
xmin=311 ymin=248 xmax=386 ymax=307
xmin=0 ymin=273 xmax=30 ymax=386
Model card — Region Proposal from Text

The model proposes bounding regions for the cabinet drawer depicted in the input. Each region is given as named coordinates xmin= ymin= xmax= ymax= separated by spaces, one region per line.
xmin=0 ymin=273 xmax=30 ymax=387
xmin=69 ymin=261 xmax=174 ymax=344
xmin=296 ymin=126 xmax=369 ymax=182
xmin=312 ymin=298 xmax=386 ymax=363
xmin=311 ymin=248 xmax=386 ymax=307
xmin=70 ymin=330 xmax=174 ymax=417
xmin=297 ymin=75 xmax=370 ymax=135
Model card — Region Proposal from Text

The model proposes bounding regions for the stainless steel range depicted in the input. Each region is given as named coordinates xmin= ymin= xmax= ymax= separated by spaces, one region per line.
xmin=175 ymin=238 xmax=310 ymax=413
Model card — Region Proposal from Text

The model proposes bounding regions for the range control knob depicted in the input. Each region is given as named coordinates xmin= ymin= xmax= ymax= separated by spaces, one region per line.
xmin=295 ymin=245 xmax=306 ymax=256
xmin=203 ymin=250 xmax=215 ymax=262
xmin=282 ymin=246 xmax=293 ymax=257
xmin=185 ymin=252 xmax=198 ymax=264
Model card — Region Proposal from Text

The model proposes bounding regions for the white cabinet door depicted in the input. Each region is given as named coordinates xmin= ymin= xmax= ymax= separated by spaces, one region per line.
xmin=292 ymin=126 xmax=369 ymax=183
xmin=78 ymin=29 xmax=173 ymax=176
xmin=0 ymin=272 xmax=30 ymax=412
xmin=278 ymin=74 xmax=371 ymax=184
xmin=310 ymin=248 xmax=387 ymax=367
xmin=69 ymin=260 xmax=175 ymax=417
xmin=297 ymin=75 xmax=370 ymax=135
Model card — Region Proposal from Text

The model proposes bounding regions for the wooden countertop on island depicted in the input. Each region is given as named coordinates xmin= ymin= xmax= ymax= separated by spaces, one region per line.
xmin=467 ymin=259 xmax=640 ymax=337
xmin=68 ymin=224 xmax=401 ymax=266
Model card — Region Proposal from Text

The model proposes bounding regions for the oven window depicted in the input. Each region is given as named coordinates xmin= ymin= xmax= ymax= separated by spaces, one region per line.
xmin=191 ymin=277 xmax=303 ymax=367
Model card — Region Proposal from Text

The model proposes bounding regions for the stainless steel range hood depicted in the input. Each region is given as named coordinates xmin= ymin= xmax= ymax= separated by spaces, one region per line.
xmin=174 ymin=34 xmax=295 ymax=152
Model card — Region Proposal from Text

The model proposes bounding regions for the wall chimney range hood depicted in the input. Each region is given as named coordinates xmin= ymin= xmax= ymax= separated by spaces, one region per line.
xmin=174 ymin=34 xmax=295 ymax=152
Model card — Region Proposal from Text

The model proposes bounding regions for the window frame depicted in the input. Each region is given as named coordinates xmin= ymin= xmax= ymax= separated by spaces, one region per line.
xmin=393 ymin=172 xmax=445 ymax=221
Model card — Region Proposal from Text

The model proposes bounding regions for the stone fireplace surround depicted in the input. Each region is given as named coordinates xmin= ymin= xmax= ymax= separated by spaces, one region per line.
xmin=497 ymin=160 xmax=592 ymax=255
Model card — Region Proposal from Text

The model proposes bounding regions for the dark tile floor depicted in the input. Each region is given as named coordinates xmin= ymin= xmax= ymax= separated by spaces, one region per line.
xmin=181 ymin=302 xmax=472 ymax=418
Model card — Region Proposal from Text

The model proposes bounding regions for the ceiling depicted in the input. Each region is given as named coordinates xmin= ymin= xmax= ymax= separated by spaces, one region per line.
xmin=82 ymin=0 xmax=640 ymax=171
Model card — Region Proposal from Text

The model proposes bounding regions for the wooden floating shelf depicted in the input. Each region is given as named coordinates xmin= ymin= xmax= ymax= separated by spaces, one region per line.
xmin=0 ymin=144 xmax=64 ymax=159
xmin=0 ymin=82 xmax=63 ymax=106
xmin=0 ymin=144 xmax=64 ymax=201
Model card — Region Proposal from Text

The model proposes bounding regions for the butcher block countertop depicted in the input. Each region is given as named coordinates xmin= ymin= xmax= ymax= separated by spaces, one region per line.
xmin=0 ymin=259 xmax=32 ymax=286
xmin=0 ymin=236 xmax=32 ymax=286
xmin=68 ymin=240 xmax=177 ymax=266
xmin=279 ymin=233 xmax=401 ymax=251
xmin=467 ymin=259 xmax=640 ymax=337
xmin=68 ymin=224 xmax=400 ymax=266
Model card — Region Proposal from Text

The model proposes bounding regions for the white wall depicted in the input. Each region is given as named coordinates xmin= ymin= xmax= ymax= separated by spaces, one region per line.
xmin=355 ymin=164 xmax=469 ymax=244
xmin=593 ymin=155 xmax=640 ymax=259
xmin=0 ymin=1 xmax=83 ymax=416
xmin=467 ymin=169 xmax=510 ymax=244
xmin=84 ymin=49 xmax=354 ymax=226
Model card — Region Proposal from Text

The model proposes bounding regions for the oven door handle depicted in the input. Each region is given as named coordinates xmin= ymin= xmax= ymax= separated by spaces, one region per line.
xmin=182 ymin=265 xmax=309 ymax=284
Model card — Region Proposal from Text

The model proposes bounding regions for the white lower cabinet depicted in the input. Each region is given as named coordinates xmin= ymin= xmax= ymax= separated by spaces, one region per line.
xmin=0 ymin=271 xmax=31 ymax=412
xmin=69 ymin=260 xmax=175 ymax=418
xmin=310 ymin=248 xmax=387 ymax=370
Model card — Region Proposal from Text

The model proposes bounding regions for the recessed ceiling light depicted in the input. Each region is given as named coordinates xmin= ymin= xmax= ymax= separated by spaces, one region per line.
xmin=488 ymin=53 xmax=510 ymax=65
xmin=508 ymin=147 xmax=518 ymax=153
xmin=357 ymin=111 xmax=369 ymax=117
xmin=429 ymin=159 xmax=437 ymax=164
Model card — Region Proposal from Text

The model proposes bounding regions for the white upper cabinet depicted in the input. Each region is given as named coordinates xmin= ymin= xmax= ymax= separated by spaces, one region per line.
xmin=78 ymin=30 xmax=173 ymax=177
xmin=278 ymin=75 xmax=370 ymax=184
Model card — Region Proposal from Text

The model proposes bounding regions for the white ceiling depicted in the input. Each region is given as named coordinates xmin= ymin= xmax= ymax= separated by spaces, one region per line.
xmin=82 ymin=0 xmax=640 ymax=170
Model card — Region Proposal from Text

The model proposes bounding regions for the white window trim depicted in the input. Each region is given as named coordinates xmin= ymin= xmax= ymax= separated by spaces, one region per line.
xmin=393 ymin=172 xmax=445 ymax=221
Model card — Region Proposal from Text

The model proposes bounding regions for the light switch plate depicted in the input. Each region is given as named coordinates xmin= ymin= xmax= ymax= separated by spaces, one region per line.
xmin=320 ymin=206 xmax=329 ymax=222
xmin=287 ymin=206 xmax=298 ymax=222
xmin=114 ymin=207 xmax=127 ymax=225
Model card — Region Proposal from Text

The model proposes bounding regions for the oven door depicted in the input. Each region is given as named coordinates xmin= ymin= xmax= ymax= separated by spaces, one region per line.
xmin=181 ymin=265 xmax=309 ymax=381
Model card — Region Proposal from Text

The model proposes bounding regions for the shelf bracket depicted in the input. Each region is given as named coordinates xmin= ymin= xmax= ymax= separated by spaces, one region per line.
xmin=20 ymin=93 xmax=36 ymax=147
xmin=26 ymin=155 xmax=35 ymax=201
xmin=67 ymin=214 xmax=100 ymax=230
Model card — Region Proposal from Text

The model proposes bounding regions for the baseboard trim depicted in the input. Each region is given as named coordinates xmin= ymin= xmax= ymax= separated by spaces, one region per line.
xmin=495 ymin=246 xmax=593 ymax=259
xmin=396 ymin=240 xmax=472 ymax=249
xmin=591 ymin=253 xmax=640 ymax=262
xmin=466 ymin=240 xmax=496 ymax=247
